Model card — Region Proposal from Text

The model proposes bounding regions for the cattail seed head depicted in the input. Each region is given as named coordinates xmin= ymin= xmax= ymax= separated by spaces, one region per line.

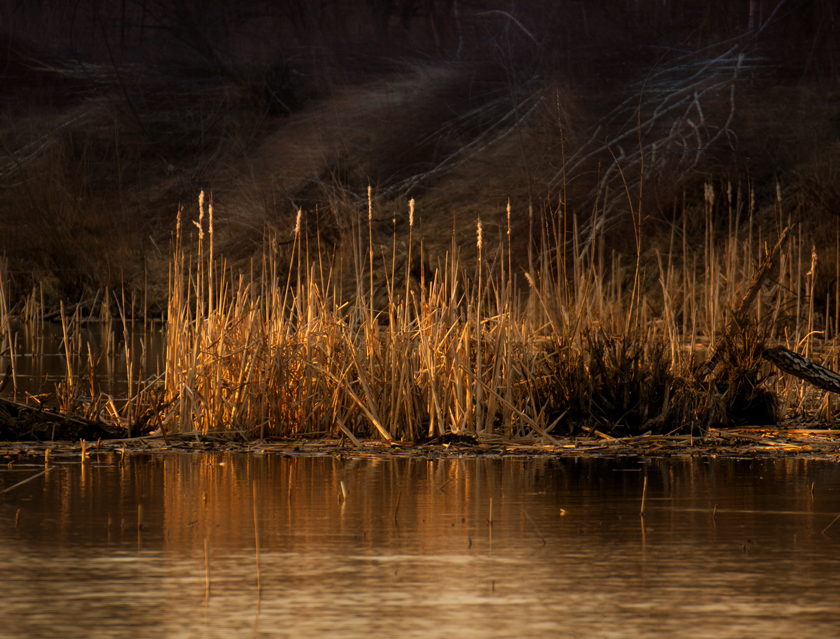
xmin=808 ymin=245 xmax=817 ymax=278
xmin=409 ymin=199 xmax=415 ymax=228
xmin=704 ymin=183 xmax=715 ymax=207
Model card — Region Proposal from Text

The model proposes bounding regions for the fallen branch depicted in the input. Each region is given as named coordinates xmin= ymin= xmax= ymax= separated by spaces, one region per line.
xmin=2 ymin=468 xmax=53 ymax=494
xmin=696 ymin=226 xmax=790 ymax=381
xmin=762 ymin=347 xmax=840 ymax=395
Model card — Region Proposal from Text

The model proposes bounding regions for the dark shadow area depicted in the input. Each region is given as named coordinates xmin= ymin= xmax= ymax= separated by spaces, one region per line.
xmin=1 ymin=1 xmax=838 ymax=313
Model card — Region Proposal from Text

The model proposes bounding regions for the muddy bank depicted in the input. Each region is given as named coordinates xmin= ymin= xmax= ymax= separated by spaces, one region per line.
xmin=0 ymin=397 xmax=139 ymax=443
xmin=1 ymin=426 xmax=839 ymax=465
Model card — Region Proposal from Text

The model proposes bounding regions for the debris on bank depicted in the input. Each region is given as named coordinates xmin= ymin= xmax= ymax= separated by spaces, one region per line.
xmin=1 ymin=428 xmax=839 ymax=463
xmin=0 ymin=397 xmax=126 ymax=442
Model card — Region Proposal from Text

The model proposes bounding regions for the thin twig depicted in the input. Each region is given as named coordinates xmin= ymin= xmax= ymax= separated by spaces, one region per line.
xmin=253 ymin=481 xmax=262 ymax=593
xmin=2 ymin=468 xmax=52 ymax=494
xmin=822 ymin=513 xmax=840 ymax=536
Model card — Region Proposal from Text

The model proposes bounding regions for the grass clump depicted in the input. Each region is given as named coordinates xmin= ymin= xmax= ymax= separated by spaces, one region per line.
xmin=150 ymin=186 xmax=817 ymax=443
xmin=544 ymin=330 xmax=678 ymax=437
xmin=4 ymin=181 xmax=839 ymax=443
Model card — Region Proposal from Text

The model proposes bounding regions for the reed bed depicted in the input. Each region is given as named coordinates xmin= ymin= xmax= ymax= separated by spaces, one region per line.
xmin=153 ymin=186 xmax=838 ymax=442
xmin=0 ymin=267 xmax=165 ymax=438
xmin=1 ymin=183 xmax=837 ymax=442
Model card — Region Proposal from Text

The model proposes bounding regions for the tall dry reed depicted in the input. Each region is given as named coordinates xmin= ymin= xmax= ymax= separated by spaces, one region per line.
xmin=156 ymin=184 xmax=827 ymax=441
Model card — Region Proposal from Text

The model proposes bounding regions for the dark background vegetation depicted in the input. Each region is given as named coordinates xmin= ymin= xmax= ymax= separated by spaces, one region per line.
xmin=1 ymin=0 xmax=839 ymax=314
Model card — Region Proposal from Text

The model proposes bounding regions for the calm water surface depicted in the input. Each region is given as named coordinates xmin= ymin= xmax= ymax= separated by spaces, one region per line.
xmin=1 ymin=454 xmax=840 ymax=638
xmin=2 ymin=321 xmax=164 ymax=398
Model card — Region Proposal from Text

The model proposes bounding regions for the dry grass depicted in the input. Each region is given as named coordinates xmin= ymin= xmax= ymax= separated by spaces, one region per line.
xmin=3 ymin=2 xmax=840 ymax=441
xmin=128 ymin=183 xmax=834 ymax=442
xmin=1 ymin=180 xmax=839 ymax=441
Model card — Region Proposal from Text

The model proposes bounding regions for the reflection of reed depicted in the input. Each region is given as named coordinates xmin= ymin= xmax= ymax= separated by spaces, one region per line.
xmin=253 ymin=480 xmax=261 ymax=593
xmin=0 ymin=447 xmax=834 ymax=559
xmin=4 ymin=455 xmax=840 ymax=639
xmin=3 ymin=454 xmax=840 ymax=613
xmin=158 ymin=455 xmax=840 ymax=559
xmin=2 ymin=318 xmax=166 ymax=421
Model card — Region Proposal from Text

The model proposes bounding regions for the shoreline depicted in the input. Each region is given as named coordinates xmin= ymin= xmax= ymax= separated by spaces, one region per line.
xmin=2 ymin=426 xmax=839 ymax=462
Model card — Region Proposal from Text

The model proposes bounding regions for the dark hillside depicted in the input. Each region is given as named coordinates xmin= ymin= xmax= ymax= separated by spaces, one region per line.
xmin=1 ymin=0 xmax=838 ymax=313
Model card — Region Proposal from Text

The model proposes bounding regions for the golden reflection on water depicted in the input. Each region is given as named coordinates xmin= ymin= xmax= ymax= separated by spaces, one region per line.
xmin=1 ymin=454 xmax=840 ymax=638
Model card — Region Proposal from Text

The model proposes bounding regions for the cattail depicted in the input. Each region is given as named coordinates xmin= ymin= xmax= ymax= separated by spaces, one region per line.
xmin=194 ymin=191 xmax=205 ymax=240
xmin=477 ymin=218 xmax=483 ymax=252
xmin=405 ymin=199 xmax=415 ymax=317
xmin=704 ymin=183 xmax=715 ymax=208
xmin=294 ymin=208 xmax=302 ymax=236
xmin=208 ymin=197 xmax=214 ymax=314
xmin=367 ymin=186 xmax=374 ymax=312
xmin=506 ymin=199 xmax=512 ymax=285
xmin=807 ymin=245 xmax=817 ymax=279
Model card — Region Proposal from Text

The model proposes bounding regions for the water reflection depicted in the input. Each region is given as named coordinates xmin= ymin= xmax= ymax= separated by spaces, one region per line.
xmin=2 ymin=455 xmax=840 ymax=638
xmin=1 ymin=321 xmax=164 ymax=398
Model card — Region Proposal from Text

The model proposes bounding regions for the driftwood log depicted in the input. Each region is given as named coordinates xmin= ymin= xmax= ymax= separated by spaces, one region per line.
xmin=697 ymin=225 xmax=840 ymax=397
xmin=761 ymin=347 xmax=840 ymax=395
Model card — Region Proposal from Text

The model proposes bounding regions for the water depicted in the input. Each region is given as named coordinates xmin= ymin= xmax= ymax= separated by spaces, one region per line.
xmin=2 ymin=454 xmax=840 ymax=638
xmin=1 ymin=321 xmax=165 ymax=398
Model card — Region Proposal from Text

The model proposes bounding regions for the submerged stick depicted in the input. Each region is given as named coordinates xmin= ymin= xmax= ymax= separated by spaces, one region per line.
xmin=204 ymin=537 xmax=211 ymax=600
xmin=822 ymin=513 xmax=840 ymax=536
xmin=253 ymin=481 xmax=262 ymax=592
xmin=2 ymin=468 xmax=52 ymax=494
xmin=523 ymin=509 xmax=546 ymax=546
xmin=393 ymin=488 xmax=402 ymax=524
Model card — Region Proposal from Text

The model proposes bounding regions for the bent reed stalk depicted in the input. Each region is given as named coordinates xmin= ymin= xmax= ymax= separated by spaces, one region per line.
xmin=156 ymin=186 xmax=828 ymax=442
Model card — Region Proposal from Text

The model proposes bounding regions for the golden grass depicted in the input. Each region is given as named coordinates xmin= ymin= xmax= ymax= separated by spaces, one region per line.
xmin=146 ymin=184 xmax=836 ymax=441
xmin=3 ymin=181 xmax=839 ymax=441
